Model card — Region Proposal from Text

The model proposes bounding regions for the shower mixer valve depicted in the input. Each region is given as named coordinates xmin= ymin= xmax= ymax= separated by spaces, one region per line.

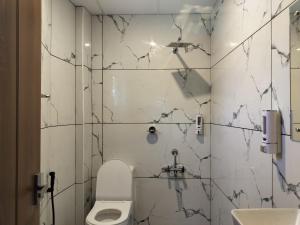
xmin=161 ymin=149 xmax=185 ymax=176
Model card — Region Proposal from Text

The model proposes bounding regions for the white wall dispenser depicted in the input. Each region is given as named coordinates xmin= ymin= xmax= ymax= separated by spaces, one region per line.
xmin=260 ymin=110 xmax=281 ymax=155
xmin=196 ymin=115 xmax=204 ymax=135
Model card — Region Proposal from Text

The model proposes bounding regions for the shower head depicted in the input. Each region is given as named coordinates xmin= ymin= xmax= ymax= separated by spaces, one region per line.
xmin=167 ymin=42 xmax=192 ymax=54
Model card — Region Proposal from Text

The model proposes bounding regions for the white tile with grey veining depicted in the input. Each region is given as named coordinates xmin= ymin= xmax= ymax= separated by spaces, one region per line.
xmin=211 ymin=24 xmax=271 ymax=130
xmin=75 ymin=180 xmax=92 ymax=225
xmin=40 ymin=186 xmax=76 ymax=225
xmin=42 ymin=0 xmax=52 ymax=50
xmin=272 ymin=0 xmax=296 ymax=17
xmin=211 ymin=182 xmax=235 ymax=225
xmin=273 ymin=135 xmax=300 ymax=208
xmin=92 ymin=16 xmax=103 ymax=70
xmin=76 ymin=124 xmax=92 ymax=183
xmin=76 ymin=7 xmax=92 ymax=68
xmin=51 ymin=0 xmax=75 ymax=64
xmin=76 ymin=66 xmax=92 ymax=124
xmin=211 ymin=125 xmax=272 ymax=209
xmin=103 ymin=69 xmax=211 ymax=123
xmin=272 ymin=9 xmax=291 ymax=135
xmin=41 ymin=126 xmax=75 ymax=195
xmin=92 ymin=70 xmax=102 ymax=123
xmin=103 ymin=124 xmax=210 ymax=179
xmin=291 ymin=69 xmax=300 ymax=128
xmin=91 ymin=178 xmax=97 ymax=204
xmin=211 ymin=0 xmax=271 ymax=64
xmin=92 ymin=124 xmax=103 ymax=178
xmin=291 ymin=2 xmax=300 ymax=69
xmin=55 ymin=185 xmax=76 ymax=225
xmin=134 ymin=178 xmax=211 ymax=225
xmin=103 ymin=14 xmax=211 ymax=69
xmin=49 ymin=57 xmax=75 ymax=126
xmin=41 ymin=45 xmax=51 ymax=128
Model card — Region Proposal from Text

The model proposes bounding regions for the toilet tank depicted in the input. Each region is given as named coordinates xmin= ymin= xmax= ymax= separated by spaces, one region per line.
xmin=96 ymin=160 xmax=134 ymax=201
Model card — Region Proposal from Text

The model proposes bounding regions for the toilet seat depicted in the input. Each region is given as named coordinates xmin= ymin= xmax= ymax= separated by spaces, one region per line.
xmin=86 ymin=201 xmax=132 ymax=225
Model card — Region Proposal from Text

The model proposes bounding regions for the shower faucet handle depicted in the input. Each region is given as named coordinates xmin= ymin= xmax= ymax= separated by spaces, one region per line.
xmin=171 ymin=149 xmax=178 ymax=156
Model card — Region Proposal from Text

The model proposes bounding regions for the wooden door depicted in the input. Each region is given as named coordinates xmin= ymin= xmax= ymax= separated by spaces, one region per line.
xmin=0 ymin=0 xmax=41 ymax=225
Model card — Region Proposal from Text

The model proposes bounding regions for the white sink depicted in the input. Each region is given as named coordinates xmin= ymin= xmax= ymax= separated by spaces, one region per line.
xmin=231 ymin=209 xmax=300 ymax=225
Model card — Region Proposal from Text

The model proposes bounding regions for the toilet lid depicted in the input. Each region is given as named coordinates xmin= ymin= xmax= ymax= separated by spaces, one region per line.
xmin=96 ymin=160 xmax=133 ymax=201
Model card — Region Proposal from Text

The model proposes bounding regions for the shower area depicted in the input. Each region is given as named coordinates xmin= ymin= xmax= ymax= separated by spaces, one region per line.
xmin=40 ymin=0 xmax=300 ymax=225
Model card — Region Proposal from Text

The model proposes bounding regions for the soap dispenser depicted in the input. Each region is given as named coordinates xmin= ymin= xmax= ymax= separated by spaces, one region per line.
xmin=260 ymin=110 xmax=281 ymax=155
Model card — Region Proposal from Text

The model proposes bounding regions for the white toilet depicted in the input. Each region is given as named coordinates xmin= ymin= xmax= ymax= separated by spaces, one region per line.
xmin=86 ymin=160 xmax=134 ymax=225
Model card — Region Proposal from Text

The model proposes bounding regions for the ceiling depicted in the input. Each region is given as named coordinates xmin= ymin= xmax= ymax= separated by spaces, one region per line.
xmin=70 ymin=0 xmax=217 ymax=15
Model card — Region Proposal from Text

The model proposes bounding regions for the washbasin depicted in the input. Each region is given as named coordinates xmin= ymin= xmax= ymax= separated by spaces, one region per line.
xmin=231 ymin=209 xmax=300 ymax=225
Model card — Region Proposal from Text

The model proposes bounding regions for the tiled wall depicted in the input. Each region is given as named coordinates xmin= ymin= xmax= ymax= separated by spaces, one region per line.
xmin=41 ymin=1 xmax=300 ymax=225
xmin=75 ymin=7 xmax=93 ymax=225
xmin=211 ymin=1 xmax=300 ymax=225
xmin=91 ymin=14 xmax=212 ymax=224
xmin=41 ymin=1 xmax=92 ymax=225
xmin=41 ymin=0 xmax=76 ymax=224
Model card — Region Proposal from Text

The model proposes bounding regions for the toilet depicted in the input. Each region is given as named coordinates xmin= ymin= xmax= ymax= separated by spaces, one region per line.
xmin=86 ymin=160 xmax=134 ymax=225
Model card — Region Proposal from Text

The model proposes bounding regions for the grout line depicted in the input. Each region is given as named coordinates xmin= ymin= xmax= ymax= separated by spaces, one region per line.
xmin=92 ymin=68 xmax=211 ymax=71
xmin=212 ymin=179 xmax=238 ymax=209
xmin=74 ymin=6 xmax=77 ymax=220
xmin=75 ymin=64 xmax=92 ymax=71
xmin=53 ymin=183 xmax=75 ymax=198
xmin=271 ymin=0 xmax=274 ymax=207
xmin=101 ymin=15 xmax=104 ymax=165
xmin=212 ymin=2 xmax=296 ymax=70
xmin=209 ymin=13 xmax=212 ymax=220
xmin=96 ymin=13 xmax=213 ymax=16
xmin=41 ymin=122 xmax=212 ymax=129
xmin=42 ymin=42 xmax=75 ymax=66
xmin=210 ymin=123 xmax=262 ymax=132
xmin=90 ymin=176 xmax=211 ymax=180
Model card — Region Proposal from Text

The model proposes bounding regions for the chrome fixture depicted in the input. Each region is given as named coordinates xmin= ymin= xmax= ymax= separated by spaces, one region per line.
xmin=167 ymin=42 xmax=192 ymax=54
xmin=148 ymin=126 xmax=157 ymax=134
xmin=161 ymin=149 xmax=185 ymax=176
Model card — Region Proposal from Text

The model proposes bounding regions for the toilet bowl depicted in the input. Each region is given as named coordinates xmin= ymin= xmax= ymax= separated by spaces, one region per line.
xmin=86 ymin=160 xmax=134 ymax=225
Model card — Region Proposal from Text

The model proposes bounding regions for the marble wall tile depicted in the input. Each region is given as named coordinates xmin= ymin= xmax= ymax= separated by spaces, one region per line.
xmin=92 ymin=124 xmax=103 ymax=178
xmin=41 ymin=126 xmax=76 ymax=195
xmin=40 ymin=186 xmax=76 ymax=225
xmin=211 ymin=182 xmax=235 ymax=225
xmin=211 ymin=125 xmax=272 ymax=209
xmin=291 ymin=69 xmax=300 ymax=130
xmin=103 ymin=69 xmax=211 ymax=123
xmin=291 ymin=7 xmax=300 ymax=69
xmin=92 ymin=16 xmax=103 ymax=70
xmin=42 ymin=0 xmax=52 ymax=50
xmin=92 ymin=70 xmax=102 ymax=123
xmin=211 ymin=0 xmax=271 ymax=65
xmin=55 ymin=186 xmax=76 ymax=225
xmin=76 ymin=7 xmax=92 ymax=68
xmin=75 ymin=181 xmax=92 ymax=225
xmin=272 ymin=0 xmax=296 ymax=17
xmin=134 ymin=178 xmax=211 ymax=225
xmin=49 ymin=57 xmax=75 ymax=126
xmin=91 ymin=178 xmax=97 ymax=204
xmin=103 ymin=124 xmax=210 ymax=179
xmin=272 ymin=9 xmax=291 ymax=135
xmin=211 ymin=24 xmax=271 ymax=130
xmin=75 ymin=125 xmax=92 ymax=183
xmin=51 ymin=0 xmax=75 ymax=64
xmin=103 ymin=14 xmax=211 ymax=69
xmin=76 ymin=66 xmax=92 ymax=124
xmin=273 ymin=135 xmax=300 ymax=208
xmin=41 ymin=46 xmax=51 ymax=128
